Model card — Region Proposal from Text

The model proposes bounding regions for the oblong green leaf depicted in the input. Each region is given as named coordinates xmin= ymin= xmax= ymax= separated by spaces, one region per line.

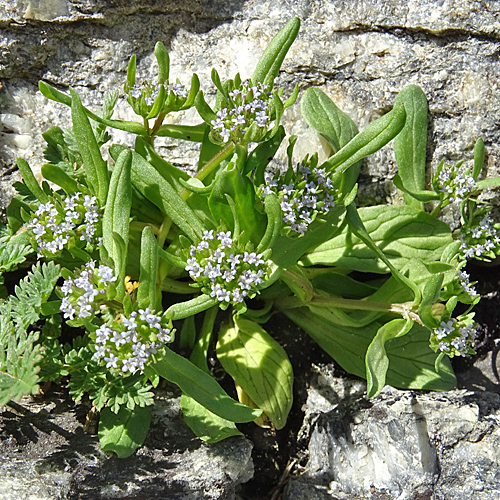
xmin=281 ymin=307 xmax=456 ymax=391
xmin=155 ymin=41 xmax=169 ymax=83
xmin=365 ymin=318 xmax=412 ymax=398
xmin=217 ymin=316 xmax=293 ymax=430
xmin=302 ymin=205 xmax=453 ymax=273
xmin=208 ymin=166 xmax=266 ymax=246
xmin=41 ymin=164 xmax=79 ymax=195
xmin=98 ymin=405 xmax=151 ymax=458
xmin=253 ymin=17 xmax=300 ymax=87
xmin=130 ymin=151 xmax=204 ymax=241
xmin=321 ymin=102 xmax=406 ymax=176
xmin=256 ymin=193 xmax=282 ymax=253
xmin=166 ymin=294 xmax=217 ymax=320
xmin=70 ymin=88 xmax=109 ymax=204
xmin=16 ymin=159 xmax=49 ymax=203
xmin=180 ymin=394 xmax=243 ymax=442
xmin=151 ymin=350 xmax=262 ymax=423
xmin=137 ymin=227 xmax=159 ymax=310
xmin=102 ymin=148 xmax=132 ymax=296
xmin=393 ymin=85 xmax=428 ymax=209
xmin=301 ymin=87 xmax=361 ymax=194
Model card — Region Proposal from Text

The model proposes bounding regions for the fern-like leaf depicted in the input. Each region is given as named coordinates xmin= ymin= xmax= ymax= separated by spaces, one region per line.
xmin=0 ymin=302 xmax=43 ymax=404
xmin=11 ymin=261 xmax=61 ymax=332
xmin=0 ymin=231 xmax=32 ymax=279
xmin=65 ymin=339 xmax=154 ymax=413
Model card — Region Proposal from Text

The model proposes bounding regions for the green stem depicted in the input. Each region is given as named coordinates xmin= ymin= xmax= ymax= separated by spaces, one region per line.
xmin=129 ymin=221 xmax=160 ymax=235
xmin=281 ymin=266 xmax=314 ymax=302
xmin=180 ymin=142 xmax=236 ymax=201
xmin=190 ymin=305 xmax=219 ymax=372
xmin=160 ymin=278 xmax=196 ymax=294
xmin=276 ymin=293 xmax=423 ymax=324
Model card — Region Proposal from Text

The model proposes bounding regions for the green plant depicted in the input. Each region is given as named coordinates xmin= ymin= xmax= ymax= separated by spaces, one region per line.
xmin=1 ymin=18 xmax=499 ymax=457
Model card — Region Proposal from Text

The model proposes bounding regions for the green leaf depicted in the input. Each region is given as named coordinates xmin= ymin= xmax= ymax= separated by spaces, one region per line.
xmin=256 ymin=193 xmax=282 ymax=253
xmin=365 ymin=318 xmax=412 ymax=397
xmin=126 ymin=54 xmax=136 ymax=88
xmin=102 ymin=148 xmax=132 ymax=296
xmin=180 ymin=307 xmax=242 ymax=442
xmin=194 ymin=91 xmax=217 ymax=124
xmin=321 ymin=102 xmax=406 ymax=176
xmin=16 ymin=158 xmax=50 ymax=203
xmin=301 ymin=88 xmax=360 ymax=195
xmin=473 ymin=138 xmax=485 ymax=180
xmin=393 ymin=85 xmax=428 ymax=209
xmin=11 ymin=262 xmax=61 ymax=333
xmin=311 ymin=271 xmax=379 ymax=299
xmin=137 ymin=227 xmax=159 ymax=310
xmin=253 ymin=17 xmax=300 ymax=87
xmin=0 ymin=232 xmax=32 ymax=276
xmin=301 ymin=88 xmax=359 ymax=152
xmin=270 ymin=205 xmax=346 ymax=272
xmin=208 ymin=166 xmax=266 ymax=246
xmin=180 ymin=394 xmax=243 ymax=442
xmin=244 ymin=125 xmax=285 ymax=179
xmin=41 ymin=163 xmax=79 ymax=195
xmin=40 ymin=81 xmax=148 ymax=137
xmin=154 ymin=123 xmax=205 ymax=142
xmin=135 ymin=136 xmax=190 ymax=192
xmin=151 ymin=349 xmax=262 ymax=423
xmin=217 ymin=316 xmax=293 ymax=430
xmin=70 ymin=88 xmax=109 ymax=204
xmin=302 ymin=205 xmax=453 ymax=273
xmin=98 ymin=405 xmax=151 ymax=458
xmin=0 ymin=300 xmax=43 ymax=404
xmin=130 ymin=151 xmax=204 ymax=242
xmin=155 ymin=41 xmax=169 ymax=83
xmin=166 ymin=294 xmax=217 ymax=320
xmin=281 ymin=307 xmax=456 ymax=391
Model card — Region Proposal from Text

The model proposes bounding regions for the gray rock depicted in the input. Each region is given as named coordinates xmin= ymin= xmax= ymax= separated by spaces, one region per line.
xmin=1 ymin=0 xmax=500 ymax=217
xmin=0 ymin=389 xmax=253 ymax=500
xmin=284 ymin=365 xmax=500 ymax=500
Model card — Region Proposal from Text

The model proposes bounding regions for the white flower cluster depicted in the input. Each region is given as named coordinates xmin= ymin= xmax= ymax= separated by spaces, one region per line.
xmin=185 ymin=230 xmax=269 ymax=304
xmin=459 ymin=213 xmax=500 ymax=260
xmin=92 ymin=307 xmax=173 ymax=374
xmin=210 ymin=80 xmax=271 ymax=143
xmin=457 ymin=269 xmax=478 ymax=297
xmin=27 ymin=192 xmax=102 ymax=258
xmin=129 ymin=80 xmax=187 ymax=105
xmin=261 ymin=163 xmax=337 ymax=234
xmin=60 ymin=260 xmax=117 ymax=323
xmin=435 ymin=162 xmax=477 ymax=204
xmin=431 ymin=317 xmax=477 ymax=357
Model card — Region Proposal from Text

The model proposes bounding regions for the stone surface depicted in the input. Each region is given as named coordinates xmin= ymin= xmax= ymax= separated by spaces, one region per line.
xmin=1 ymin=0 xmax=500 ymax=217
xmin=0 ymin=388 xmax=253 ymax=500
xmin=283 ymin=364 xmax=500 ymax=500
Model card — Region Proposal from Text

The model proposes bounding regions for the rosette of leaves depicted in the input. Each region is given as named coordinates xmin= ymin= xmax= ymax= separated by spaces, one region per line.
xmin=4 ymin=16 xmax=500 ymax=458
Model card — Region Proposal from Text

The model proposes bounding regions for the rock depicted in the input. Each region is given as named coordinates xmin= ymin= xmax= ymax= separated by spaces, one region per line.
xmin=284 ymin=364 xmax=500 ymax=500
xmin=0 ymin=389 xmax=253 ymax=500
xmin=1 ymin=0 xmax=500 ymax=217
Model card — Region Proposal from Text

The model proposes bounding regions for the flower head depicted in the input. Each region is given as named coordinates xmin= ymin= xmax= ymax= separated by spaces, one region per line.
xmin=259 ymin=158 xmax=337 ymax=236
xmin=27 ymin=192 xmax=102 ymax=258
xmin=91 ymin=308 xmax=174 ymax=374
xmin=185 ymin=229 xmax=270 ymax=306
xmin=430 ymin=313 xmax=477 ymax=358
xmin=210 ymin=79 xmax=272 ymax=145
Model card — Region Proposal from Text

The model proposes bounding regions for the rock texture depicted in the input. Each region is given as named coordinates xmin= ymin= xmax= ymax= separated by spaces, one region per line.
xmin=0 ymin=388 xmax=253 ymax=500
xmin=1 ymin=0 xmax=500 ymax=214
xmin=284 ymin=365 xmax=500 ymax=500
